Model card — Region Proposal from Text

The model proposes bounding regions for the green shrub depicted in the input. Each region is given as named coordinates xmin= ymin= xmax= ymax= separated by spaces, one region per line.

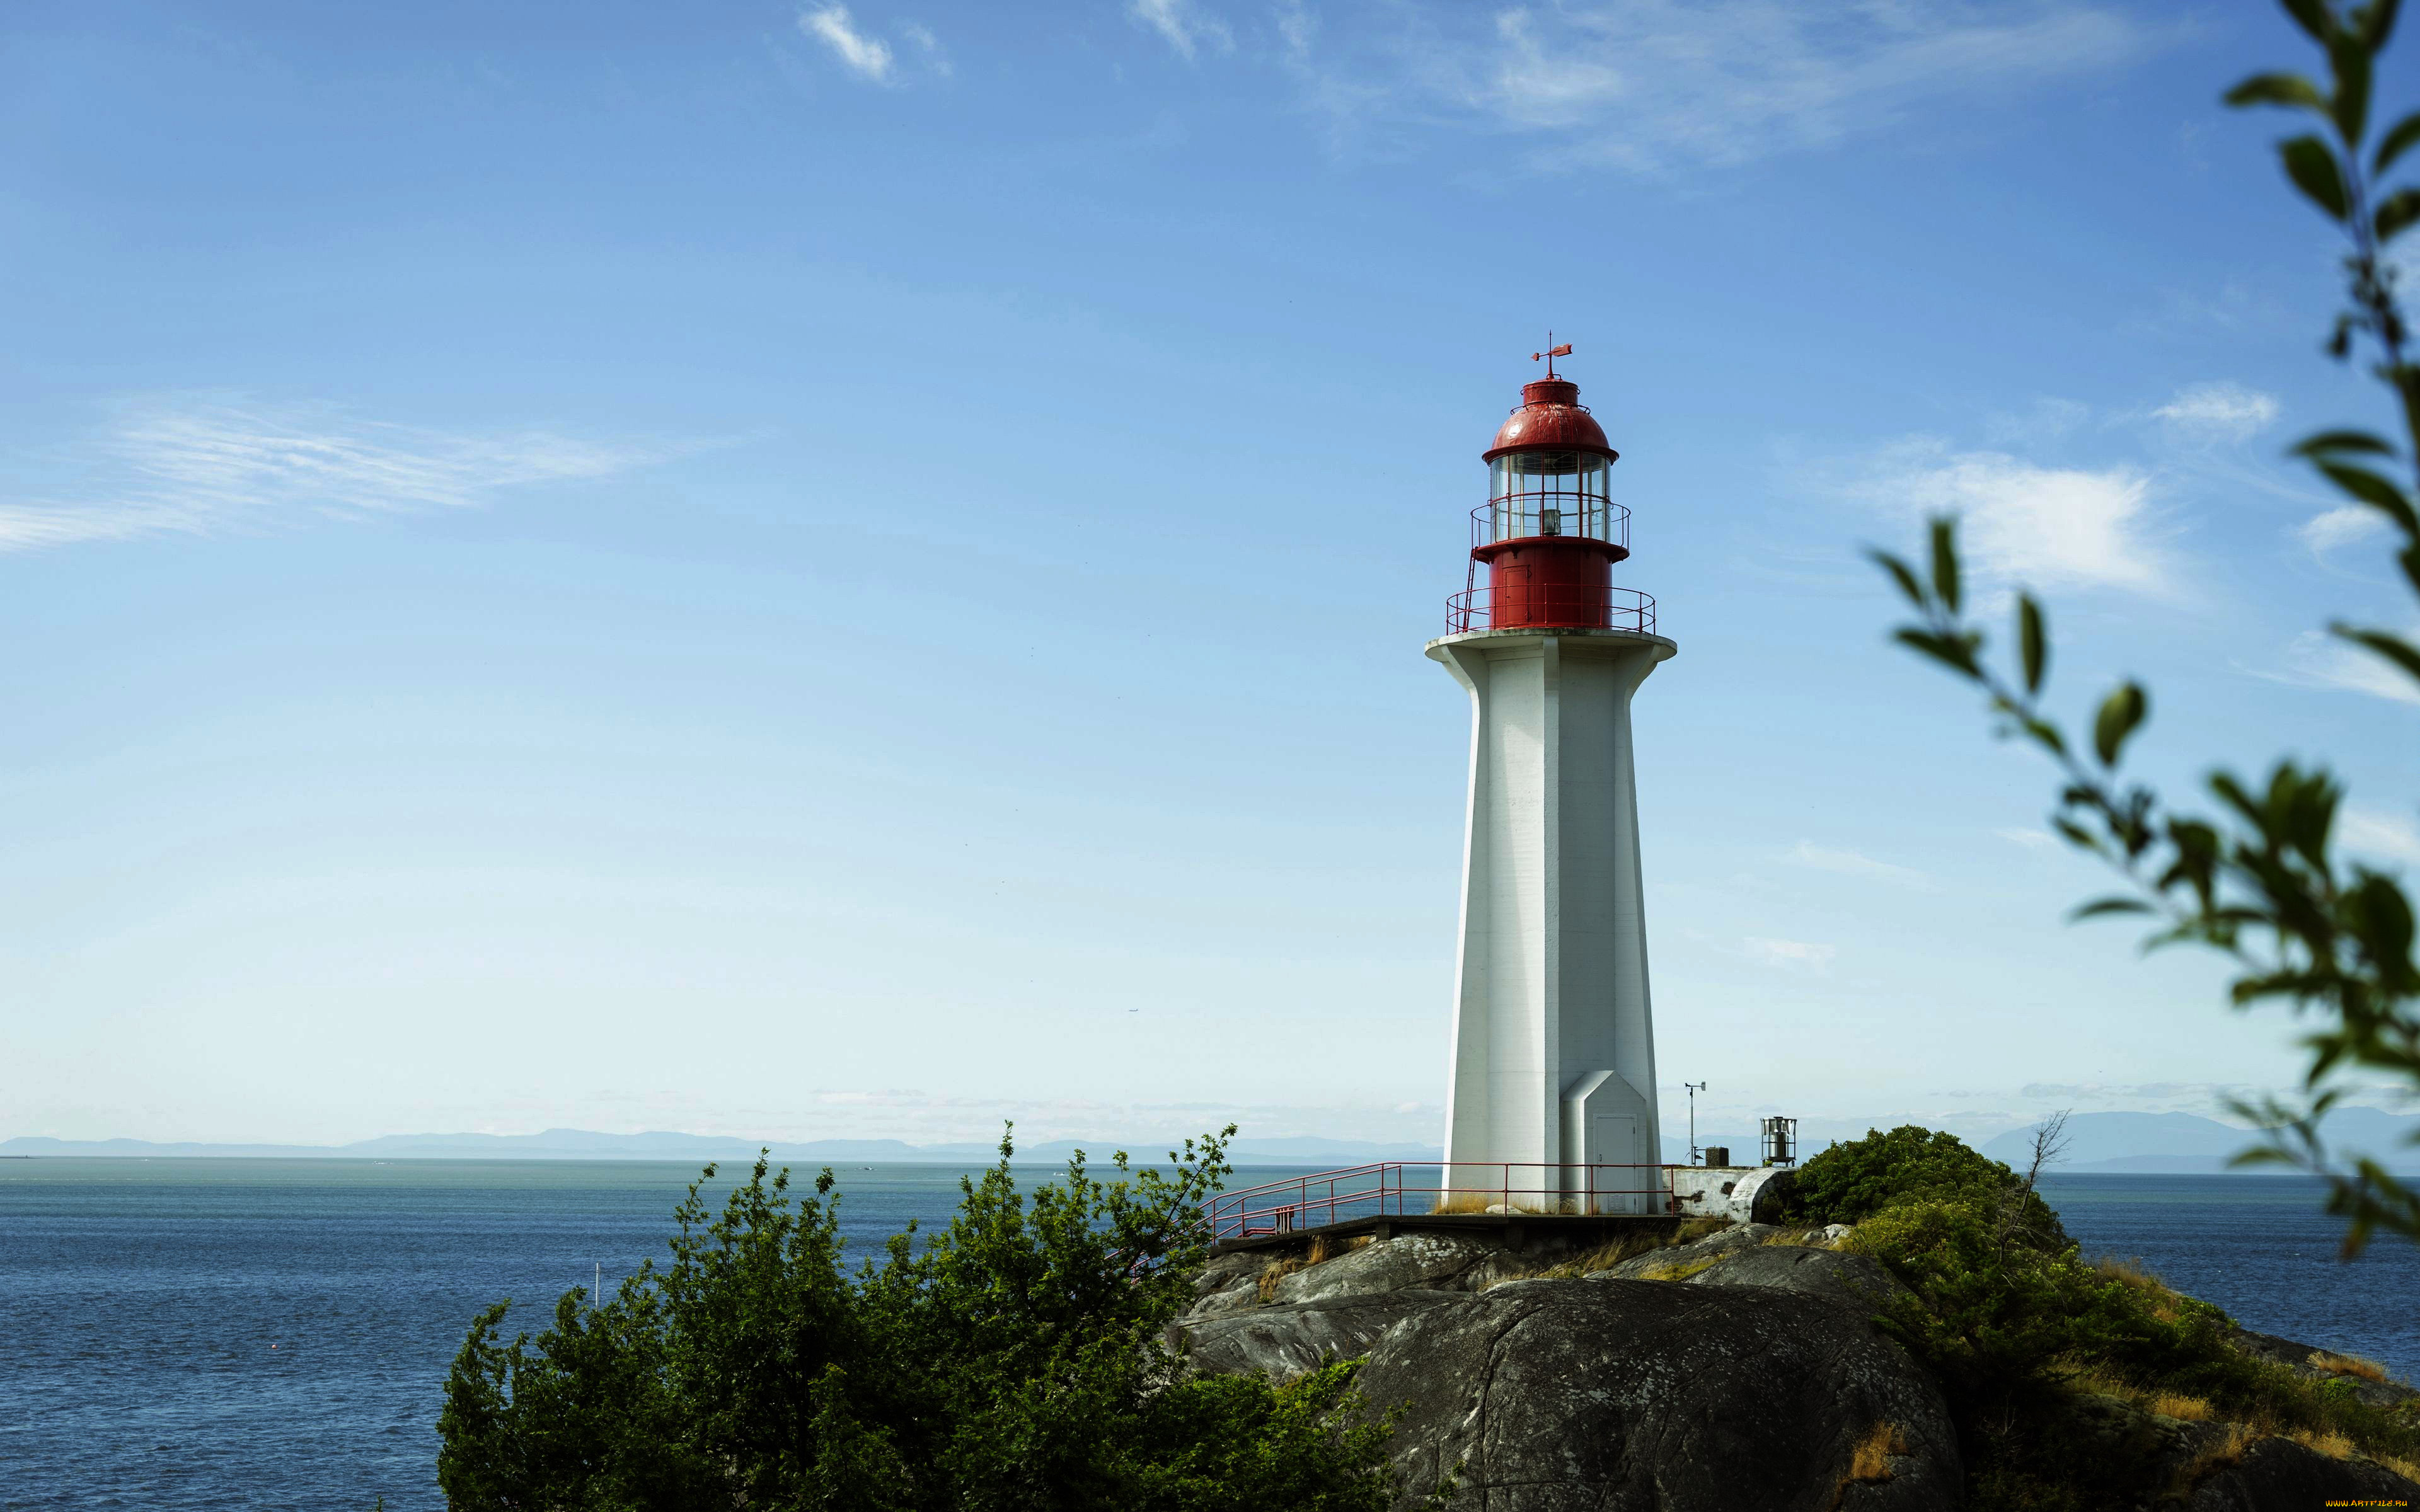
xmin=435 ymin=1128 xmax=1435 ymax=1511
xmin=1782 ymin=1124 xmax=2065 ymax=1247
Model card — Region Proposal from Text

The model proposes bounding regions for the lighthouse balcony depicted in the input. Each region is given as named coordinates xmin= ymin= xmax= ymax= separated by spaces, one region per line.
xmin=1447 ymin=583 xmax=1656 ymax=635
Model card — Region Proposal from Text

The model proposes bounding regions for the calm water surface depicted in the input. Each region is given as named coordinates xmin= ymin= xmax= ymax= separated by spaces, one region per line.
xmin=0 ymin=1159 xmax=2409 ymax=1509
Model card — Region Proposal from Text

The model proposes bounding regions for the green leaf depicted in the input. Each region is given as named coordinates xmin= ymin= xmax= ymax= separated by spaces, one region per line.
xmin=2332 ymin=624 xmax=2420 ymax=688
xmin=2293 ymin=427 xmax=2397 ymax=456
xmin=1928 ymin=517 xmax=1962 ymax=615
xmin=2283 ymin=134 xmax=2353 ymax=220
xmin=2363 ymin=0 xmax=2404 ymax=48
xmin=2051 ymin=817 xmax=2104 ymax=852
xmin=2377 ymin=186 xmax=2420 ymax=241
xmin=2092 ymin=682 xmax=2147 ymax=767
xmin=2282 ymin=0 xmax=2336 ymax=42
xmin=1868 ymin=548 xmax=1927 ymax=607
xmin=2375 ymin=107 xmax=2420 ymax=171
xmin=2225 ymin=71 xmax=2327 ymax=110
xmin=2317 ymin=461 xmax=2420 ymax=532
xmin=2017 ymin=593 xmax=2047 ymax=694
xmin=1892 ymin=627 xmax=1981 ymax=679
xmin=2330 ymin=33 xmax=2373 ymax=143
xmin=2071 ymin=896 xmax=2153 ymax=920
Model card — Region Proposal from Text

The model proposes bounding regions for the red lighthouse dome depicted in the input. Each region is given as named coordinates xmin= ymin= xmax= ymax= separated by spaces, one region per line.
xmin=1449 ymin=353 xmax=1655 ymax=636
xmin=1483 ymin=378 xmax=1617 ymax=464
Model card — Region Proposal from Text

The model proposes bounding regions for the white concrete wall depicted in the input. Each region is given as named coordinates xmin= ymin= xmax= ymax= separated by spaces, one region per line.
xmin=1429 ymin=628 xmax=1676 ymax=1206
xmin=1670 ymin=1164 xmax=1787 ymax=1225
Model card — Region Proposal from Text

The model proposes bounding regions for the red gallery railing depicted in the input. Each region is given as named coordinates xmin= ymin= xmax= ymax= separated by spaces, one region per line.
xmin=1446 ymin=585 xmax=1656 ymax=635
xmin=1207 ymin=1162 xmax=1680 ymax=1240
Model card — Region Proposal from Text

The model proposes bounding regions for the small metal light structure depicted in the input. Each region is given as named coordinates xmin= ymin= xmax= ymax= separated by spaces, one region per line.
xmin=1703 ymin=1145 xmax=1731 ymax=1167
xmin=1761 ymin=1115 xmax=1799 ymax=1168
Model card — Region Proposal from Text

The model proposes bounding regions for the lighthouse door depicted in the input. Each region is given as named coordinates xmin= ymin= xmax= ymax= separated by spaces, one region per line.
xmin=1592 ymin=1115 xmax=1641 ymax=1212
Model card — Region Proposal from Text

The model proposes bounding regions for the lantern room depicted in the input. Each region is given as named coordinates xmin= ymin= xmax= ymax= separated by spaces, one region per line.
xmin=1451 ymin=363 xmax=1653 ymax=634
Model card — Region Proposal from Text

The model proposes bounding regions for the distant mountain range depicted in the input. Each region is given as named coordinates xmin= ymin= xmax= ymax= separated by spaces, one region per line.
xmin=0 ymin=1128 xmax=1444 ymax=1166
xmin=1972 ymin=1108 xmax=2420 ymax=1174
xmin=10 ymin=1109 xmax=2416 ymax=1172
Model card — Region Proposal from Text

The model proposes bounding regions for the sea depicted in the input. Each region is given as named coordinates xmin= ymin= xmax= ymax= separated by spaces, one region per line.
xmin=0 ymin=1159 xmax=2411 ymax=1510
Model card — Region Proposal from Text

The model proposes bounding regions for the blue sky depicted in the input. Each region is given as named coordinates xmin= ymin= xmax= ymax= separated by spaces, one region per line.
xmin=2 ymin=0 xmax=2414 ymax=1151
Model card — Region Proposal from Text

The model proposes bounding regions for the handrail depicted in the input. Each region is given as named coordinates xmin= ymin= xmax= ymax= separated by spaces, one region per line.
xmin=1446 ymin=585 xmax=1656 ymax=635
xmin=1472 ymin=498 xmax=1630 ymax=553
xmin=1206 ymin=1160 xmax=1682 ymax=1239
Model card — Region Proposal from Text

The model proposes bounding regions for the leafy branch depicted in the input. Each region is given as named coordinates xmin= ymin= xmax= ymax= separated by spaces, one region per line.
xmin=1874 ymin=0 xmax=2420 ymax=1257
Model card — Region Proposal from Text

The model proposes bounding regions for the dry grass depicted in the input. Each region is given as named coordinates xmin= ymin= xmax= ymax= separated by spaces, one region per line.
xmin=1481 ymin=1218 xmax=1737 ymax=1287
xmin=2288 ymin=1426 xmax=2354 ymax=1459
xmin=1433 ymin=1193 xmax=1559 ymax=1215
xmin=1256 ymin=1257 xmax=1306 ymax=1303
xmin=2174 ymin=1421 xmax=2262 ymax=1489
xmin=1637 ymin=1256 xmax=1719 ymax=1283
xmin=2307 ymin=1349 xmax=2390 ymax=1383
xmin=2090 ymin=1255 xmax=2187 ymax=1324
xmin=1826 ymin=1421 xmax=1908 ymax=1507
xmin=2380 ymin=1453 xmax=2420 ymax=1482
xmin=2148 ymin=1394 xmax=2215 ymax=1421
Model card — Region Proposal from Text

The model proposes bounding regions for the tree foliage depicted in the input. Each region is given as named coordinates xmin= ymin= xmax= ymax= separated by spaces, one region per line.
xmin=1874 ymin=0 xmax=2420 ymax=1257
xmin=436 ymin=1126 xmax=1426 ymax=1511
xmin=1782 ymin=1123 xmax=2067 ymax=1245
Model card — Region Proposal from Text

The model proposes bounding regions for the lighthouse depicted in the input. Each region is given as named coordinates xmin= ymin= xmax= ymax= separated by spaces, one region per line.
xmin=1429 ymin=350 xmax=1674 ymax=1213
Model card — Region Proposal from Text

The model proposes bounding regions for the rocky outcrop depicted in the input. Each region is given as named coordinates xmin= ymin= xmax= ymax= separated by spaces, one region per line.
xmin=1173 ymin=1290 xmax=1464 ymax=1380
xmin=2055 ymin=1389 xmax=2420 ymax=1509
xmin=1177 ymin=1227 xmax=1962 ymax=1509
xmin=2187 ymin=1433 xmax=2420 ymax=1509
xmin=2230 ymin=1326 xmax=2420 ymax=1411
xmin=1177 ymin=1222 xmax=2420 ymax=1510
xmin=1353 ymin=1277 xmax=1962 ymax=1511
xmin=1676 ymin=1240 xmax=1914 ymax=1312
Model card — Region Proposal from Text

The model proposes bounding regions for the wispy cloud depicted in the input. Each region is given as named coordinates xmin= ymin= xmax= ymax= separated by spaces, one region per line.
xmin=1785 ymin=840 xmax=1931 ymax=890
xmin=2342 ymin=806 xmax=2420 ymax=865
xmin=1852 ymin=438 xmax=2172 ymax=597
xmin=1745 ymin=936 xmax=1837 ymax=971
xmin=2299 ymin=503 xmax=2390 ymax=554
xmin=1132 ymin=0 xmax=1232 ymax=59
xmin=2152 ymin=381 xmax=2279 ymax=442
xmin=1996 ymin=827 xmax=2058 ymax=851
xmin=1277 ymin=1 xmax=2155 ymax=170
xmin=898 ymin=20 xmax=952 ymax=76
xmin=2256 ymin=627 xmax=2420 ymax=706
xmin=0 ymin=396 xmax=667 ymax=553
xmin=802 ymin=5 xmax=896 ymax=82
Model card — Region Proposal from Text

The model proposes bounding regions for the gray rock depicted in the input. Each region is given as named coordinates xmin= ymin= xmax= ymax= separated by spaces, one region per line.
xmin=1352 ymin=1277 xmax=1962 ymax=1511
xmin=1591 ymin=1222 xmax=1773 ymax=1280
xmin=2186 ymin=1435 xmax=2420 ymax=1509
xmin=1266 ymin=1232 xmax=1508 ymax=1305
xmin=1171 ymin=1290 xmax=1464 ymax=1381
xmin=1685 ymin=1244 xmax=1914 ymax=1314
xmin=2231 ymin=1327 xmax=2420 ymax=1409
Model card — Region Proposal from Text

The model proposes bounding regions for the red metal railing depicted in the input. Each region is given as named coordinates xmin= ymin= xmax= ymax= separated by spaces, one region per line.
xmin=1472 ymin=498 xmax=1631 ymax=553
xmin=1207 ymin=1161 xmax=1680 ymax=1240
xmin=1446 ymin=585 xmax=1656 ymax=635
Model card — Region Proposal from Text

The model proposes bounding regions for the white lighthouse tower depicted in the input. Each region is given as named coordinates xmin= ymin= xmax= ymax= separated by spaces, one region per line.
xmin=1431 ymin=351 xmax=1674 ymax=1212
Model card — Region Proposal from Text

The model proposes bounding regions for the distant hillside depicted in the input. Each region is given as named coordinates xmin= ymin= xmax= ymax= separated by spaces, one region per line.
xmin=1977 ymin=1109 xmax=2420 ymax=1174
xmin=0 ymin=1128 xmax=1442 ymax=1166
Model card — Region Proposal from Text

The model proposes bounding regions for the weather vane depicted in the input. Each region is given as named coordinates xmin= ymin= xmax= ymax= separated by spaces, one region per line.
xmin=1530 ymin=333 xmax=1573 ymax=379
